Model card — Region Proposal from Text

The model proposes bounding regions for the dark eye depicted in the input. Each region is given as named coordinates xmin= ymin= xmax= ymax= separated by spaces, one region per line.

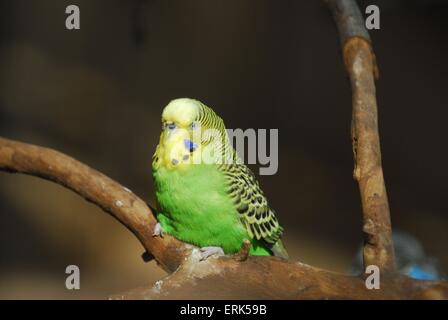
xmin=190 ymin=122 xmax=197 ymax=130
xmin=166 ymin=123 xmax=176 ymax=130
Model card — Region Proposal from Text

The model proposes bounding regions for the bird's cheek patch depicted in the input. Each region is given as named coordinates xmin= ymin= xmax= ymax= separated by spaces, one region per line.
xmin=164 ymin=140 xmax=195 ymax=168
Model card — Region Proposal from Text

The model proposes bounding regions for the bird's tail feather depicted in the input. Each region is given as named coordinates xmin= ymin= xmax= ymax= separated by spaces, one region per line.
xmin=271 ymin=240 xmax=289 ymax=259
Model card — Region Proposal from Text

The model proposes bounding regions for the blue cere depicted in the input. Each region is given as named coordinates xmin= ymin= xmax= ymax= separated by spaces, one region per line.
xmin=184 ymin=139 xmax=198 ymax=152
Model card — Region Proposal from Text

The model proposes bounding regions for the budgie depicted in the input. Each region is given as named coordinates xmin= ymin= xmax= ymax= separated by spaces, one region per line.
xmin=351 ymin=231 xmax=444 ymax=281
xmin=152 ymin=98 xmax=288 ymax=260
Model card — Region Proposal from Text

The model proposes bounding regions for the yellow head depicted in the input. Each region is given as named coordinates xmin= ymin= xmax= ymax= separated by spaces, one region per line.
xmin=153 ymin=98 xmax=233 ymax=171
xmin=153 ymin=98 xmax=202 ymax=170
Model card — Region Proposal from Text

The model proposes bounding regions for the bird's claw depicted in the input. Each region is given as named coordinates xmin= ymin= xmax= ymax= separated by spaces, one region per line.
xmin=152 ymin=222 xmax=164 ymax=237
xmin=199 ymin=246 xmax=225 ymax=261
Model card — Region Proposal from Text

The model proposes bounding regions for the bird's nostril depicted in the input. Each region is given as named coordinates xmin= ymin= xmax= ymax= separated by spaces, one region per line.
xmin=184 ymin=139 xmax=197 ymax=152
xmin=171 ymin=159 xmax=179 ymax=165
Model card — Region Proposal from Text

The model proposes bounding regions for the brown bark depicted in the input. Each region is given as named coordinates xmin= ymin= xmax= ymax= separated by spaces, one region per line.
xmin=0 ymin=137 xmax=190 ymax=273
xmin=1 ymin=137 xmax=447 ymax=299
xmin=345 ymin=38 xmax=395 ymax=272
xmin=111 ymin=255 xmax=448 ymax=300
xmin=327 ymin=0 xmax=395 ymax=271
xmin=0 ymin=0 xmax=445 ymax=299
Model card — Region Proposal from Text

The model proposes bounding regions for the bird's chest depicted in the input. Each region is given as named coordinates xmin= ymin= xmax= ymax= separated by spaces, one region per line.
xmin=152 ymin=163 xmax=248 ymax=252
xmin=153 ymin=165 xmax=235 ymax=224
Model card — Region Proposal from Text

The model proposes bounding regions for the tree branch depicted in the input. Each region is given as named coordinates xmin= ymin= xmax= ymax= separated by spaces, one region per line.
xmin=326 ymin=0 xmax=395 ymax=272
xmin=0 ymin=137 xmax=190 ymax=273
xmin=110 ymin=252 xmax=448 ymax=300
xmin=0 ymin=137 xmax=446 ymax=299
xmin=0 ymin=0 xmax=445 ymax=299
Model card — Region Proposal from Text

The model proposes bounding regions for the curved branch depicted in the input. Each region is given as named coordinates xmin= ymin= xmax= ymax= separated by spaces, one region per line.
xmin=1 ymin=136 xmax=447 ymax=299
xmin=0 ymin=137 xmax=189 ymax=273
xmin=326 ymin=0 xmax=395 ymax=271
xmin=0 ymin=0 xmax=443 ymax=300
xmin=110 ymin=252 xmax=448 ymax=300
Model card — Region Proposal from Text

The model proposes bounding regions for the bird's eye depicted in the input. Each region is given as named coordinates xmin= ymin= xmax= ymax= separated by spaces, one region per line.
xmin=166 ymin=123 xmax=176 ymax=130
xmin=190 ymin=122 xmax=197 ymax=130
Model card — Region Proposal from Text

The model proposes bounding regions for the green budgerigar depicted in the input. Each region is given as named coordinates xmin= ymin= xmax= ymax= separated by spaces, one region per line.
xmin=152 ymin=98 xmax=288 ymax=260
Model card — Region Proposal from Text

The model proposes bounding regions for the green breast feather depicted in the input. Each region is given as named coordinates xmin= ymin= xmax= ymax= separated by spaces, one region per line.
xmin=154 ymin=164 xmax=267 ymax=255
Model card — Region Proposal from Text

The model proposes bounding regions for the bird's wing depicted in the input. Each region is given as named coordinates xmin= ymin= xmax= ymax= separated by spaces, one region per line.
xmin=219 ymin=163 xmax=283 ymax=245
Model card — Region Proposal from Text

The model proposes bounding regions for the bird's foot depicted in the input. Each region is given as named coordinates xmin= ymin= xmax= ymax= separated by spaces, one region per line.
xmin=152 ymin=222 xmax=164 ymax=237
xmin=199 ymin=246 xmax=225 ymax=261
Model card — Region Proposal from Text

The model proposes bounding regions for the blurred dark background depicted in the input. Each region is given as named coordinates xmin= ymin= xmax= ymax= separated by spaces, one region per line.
xmin=0 ymin=0 xmax=447 ymax=299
